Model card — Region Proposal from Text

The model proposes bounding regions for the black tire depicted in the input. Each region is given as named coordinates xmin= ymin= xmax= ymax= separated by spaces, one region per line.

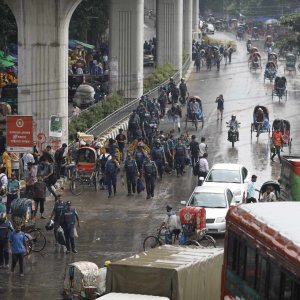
xmin=272 ymin=91 xmax=274 ymax=100
xmin=27 ymin=229 xmax=47 ymax=252
xmin=143 ymin=236 xmax=161 ymax=251
xmin=231 ymin=140 xmax=235 ymax=148
xmin=24 ymin=233 xmax=33 ymax=255
xmin=198 ymin=235 xmax=216 ymax=248
xmin=194 ymin=118 xmax=198 ymax=130
xmin=70 ymin=178 xmax=83 ymax=195
xmin=184 ymin=240 xmax=201 ymax=247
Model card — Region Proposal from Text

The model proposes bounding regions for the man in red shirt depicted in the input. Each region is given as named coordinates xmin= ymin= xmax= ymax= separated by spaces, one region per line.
xmin=271 ymin=128 xmax=283 ymax=163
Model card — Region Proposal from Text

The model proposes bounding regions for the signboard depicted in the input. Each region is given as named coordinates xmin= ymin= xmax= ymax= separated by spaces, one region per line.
xmin=6 ymin=115 xmax=33 ymax=152
xmin=49 ymin=115 xmax=62 ymax=137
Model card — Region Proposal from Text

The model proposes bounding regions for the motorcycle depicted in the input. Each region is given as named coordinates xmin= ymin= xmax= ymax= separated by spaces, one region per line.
xmin=226 ymin=122 xmax=240 ymax=148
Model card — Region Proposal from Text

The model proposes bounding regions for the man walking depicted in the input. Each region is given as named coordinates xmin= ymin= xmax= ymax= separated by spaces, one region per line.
xmin=142 ymin=154 xmax=158 ymax=199
xmin=246 ymin=175 xmax=259 ymax=203
xmin=199 ymin=137 xmax=207 ymax=158
xmin=189 ymin=135 xmax=199 ymax=168
xmin=199 ymin=153 xmax=209 ymax=185
xmin=62 ymin=201 xmax=80 ymax=254
xmin=123 ymin=153 xmax=139 ymax=196
xmin=49 ymin=194 xmax=65 ymax=244
xmin=271 ymin=128 xmax=283 ymax=163
xmin=54 ymin=143 xmax=67 ymax=178
xmin=116 ymin=128 xmax=126 ymax=162
xmin=104 ymin=154 xmax=120 ymax=198
xmin=174 ymin=139 xmax=187 ymax=176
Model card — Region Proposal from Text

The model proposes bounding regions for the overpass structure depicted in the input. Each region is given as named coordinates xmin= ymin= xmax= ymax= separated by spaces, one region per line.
xmin=5 ymin=0 xmax=200 ymax=146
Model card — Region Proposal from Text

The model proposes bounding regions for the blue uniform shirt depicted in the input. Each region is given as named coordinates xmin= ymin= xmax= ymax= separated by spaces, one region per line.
xmin=9 ymin=231 xmax=26 ymax=254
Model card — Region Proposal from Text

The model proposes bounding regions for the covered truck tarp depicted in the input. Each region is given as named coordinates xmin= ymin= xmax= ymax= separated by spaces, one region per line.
xmin=98 ymin=293 xmax=169 ymax=300
xmin=106 ymin=245 xmax=223 ymax=300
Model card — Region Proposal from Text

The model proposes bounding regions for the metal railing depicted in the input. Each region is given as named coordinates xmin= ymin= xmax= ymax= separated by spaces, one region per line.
xmin=86 ymin=57 xmax=191 ymax=137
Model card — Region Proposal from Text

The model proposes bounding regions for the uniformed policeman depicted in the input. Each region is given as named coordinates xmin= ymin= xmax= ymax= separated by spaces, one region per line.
xmin=104 ymin=154 xmax=120 ymax=198
xmin=62 ymin=201 xmax=80 ymax=254
xmin=49 ymin=194 xmax=65 ymax=244
xmin=134 ymin=143 xmax=147 ymax=174
xmin=174 ymin=139 xmax=187 ymax=176
xmin=151 ymin=140 xmax=165 ymax=179
xmin=142 ymin=154 xmax=158 ymax=199
xmin=0 ymin=212 xmax=13 ymax=268
xmin=123 ymin=153 xmax=139 ymax=196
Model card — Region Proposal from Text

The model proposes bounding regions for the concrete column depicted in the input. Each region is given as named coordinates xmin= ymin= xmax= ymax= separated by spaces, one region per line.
xmin=145 ymin=0 xmax=156 ymax=12
xmin=183 ymin=0 xmax=193 ymax=60
xmin=156 ymin=0 xmax=183 ymax=74
xmin=109 ymin=0 xmax=144 ymax=100
xmin=6 ymin=0 xmax=81 ymax=148
xmin=192 ymin=0 xmax=199 ymax=31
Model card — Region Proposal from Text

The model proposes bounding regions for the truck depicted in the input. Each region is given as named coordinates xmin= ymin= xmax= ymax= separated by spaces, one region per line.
xmin=105 ymin=245 xmax=223 ymax=300
xmin=279 ymin=155 xmax=300 ymax=201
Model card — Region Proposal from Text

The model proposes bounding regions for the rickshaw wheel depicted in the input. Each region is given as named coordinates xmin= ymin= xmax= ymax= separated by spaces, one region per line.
xmin=27 ymin=228 xmax=47 ymax=252
xmin=70 ymin=178 xmax=83 ymax=195
xmin=184 ymin=240 xmax=201 ymax=247
xmin=94 ymin=173 xmax=100 ymax=191
xmin=201 ymin=119 xmax=204 ymax=128
xmin=198 ymin=235 xmax=216 ymax=248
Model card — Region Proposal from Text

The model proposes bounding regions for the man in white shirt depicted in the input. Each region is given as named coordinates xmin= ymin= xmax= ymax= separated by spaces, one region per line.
xmin=247 ymin=175 xmax=259 ymax=203
xmin=199 ymin=137 xmax=207 ymax=158
xmin=199 ymin=153 xmax=209 ymax=178
xmin=22 ymin=152 xmax=35 ymax=178
xmin=160 ymin=204 xmax=179 ymax=244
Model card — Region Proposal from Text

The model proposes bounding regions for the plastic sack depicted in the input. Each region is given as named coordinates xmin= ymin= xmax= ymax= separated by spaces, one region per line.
xmin=56 ymin=226 xmax=66 ymax=246
xmin=137 ymin=178 xmax=145 ymax=194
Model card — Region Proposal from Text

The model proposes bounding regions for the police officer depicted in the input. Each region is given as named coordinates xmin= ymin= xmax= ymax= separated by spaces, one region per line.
xmin=174 ymin=139 xmax=187 ymax=176
xmin=62 ymin=201 xmax=80 ymax=254
xmin=49 ymin=194 xmax=65 ymax=244
xmin=151 ymin=140 xmax=165 ymax=179
xmin=134 ymin=143 xmax=147 ymax=174
xmin=0 ymin=212 xmax=13 ymax=268
xmin=142 ymin=154 xmax=158 ymax=199
xmin=104 ymin=154 xmax=120 ymax=198
xmin=123 ymin=153 xmax=139 ymax=196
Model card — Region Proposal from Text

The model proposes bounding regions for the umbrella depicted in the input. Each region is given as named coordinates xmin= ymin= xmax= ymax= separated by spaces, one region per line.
xmin=265 ymin=19 xmax=280 ymax=25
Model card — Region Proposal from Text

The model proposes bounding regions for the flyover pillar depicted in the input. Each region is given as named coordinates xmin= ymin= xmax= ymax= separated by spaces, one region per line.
xmin=156 ymin=0 xmax=183 ymax=76
xmin=183 ymin=0 xmax=193 ymax=60
xmin=192 ymin=0 xmax=199 ymax=31
xmin=109 ymin=0 xmax=144 ymax=100
xmin=6 ymin=0 xmax=81 ymax=148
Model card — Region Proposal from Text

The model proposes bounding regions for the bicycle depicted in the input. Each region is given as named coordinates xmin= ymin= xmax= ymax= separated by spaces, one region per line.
xmin=143 ymin=227 xmax=180 ymax=251
xmin=23 ymin=225 xmax=47 ymax=255
xmin=182 ymin=228 xmax=216 ymax=248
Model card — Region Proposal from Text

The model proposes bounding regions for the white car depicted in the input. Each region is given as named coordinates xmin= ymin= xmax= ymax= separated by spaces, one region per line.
xmin=181 ymin=186 xmax=235 ymax=234
xmin=202 ymin=163 xmax=250 ymax=203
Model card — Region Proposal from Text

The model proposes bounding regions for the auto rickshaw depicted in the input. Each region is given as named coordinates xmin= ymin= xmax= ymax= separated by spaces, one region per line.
xmin=279 ymin=156 xmax=300 ymax=201
xmin=284 ymin=53 xmax=297 ymax=74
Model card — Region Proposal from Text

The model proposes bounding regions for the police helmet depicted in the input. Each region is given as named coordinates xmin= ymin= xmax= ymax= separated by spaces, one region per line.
xmin=231 ymin=114 xmax=236 ymax=119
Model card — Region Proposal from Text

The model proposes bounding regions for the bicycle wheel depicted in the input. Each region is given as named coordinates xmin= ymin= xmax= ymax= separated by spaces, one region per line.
xmin=70 ymin=178 xmax=83 ymax=195
xmin=184 ymin=240 xmax=200 ymax=247
xmin=198 ymin=234 xmax=216 ymax=248
xmin=143 ymin=236 xmax=162 ymax=251
xmin=24 ymin=233 xmax=33 ymax=255
xmin=27 ymin=229 xmax=47 ymax=252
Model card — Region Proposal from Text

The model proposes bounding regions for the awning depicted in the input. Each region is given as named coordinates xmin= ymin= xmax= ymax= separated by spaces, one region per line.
xmin=0 ymin=58 xmax=15 ymax=68
xmin=0 ymin=51 xmax=17 ymax=61
xmin=72 ymin=40 xmax=95 ymax=50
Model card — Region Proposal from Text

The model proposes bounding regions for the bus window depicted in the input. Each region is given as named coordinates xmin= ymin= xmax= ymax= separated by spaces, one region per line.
xmin=280 ymin=272 xmax=293 ymax=299
xmin=245 ymin=245 xmax=256 ymax=289
xmin=268 ymin=262 xmax=281 ymax=300
xmin=255 ymin=253 xmax=267 ymax=297
xmin=237 ymin=240 xmax=246 ymax=279
xmin=227 ymin=230 xmax=238 ymax=271
xmin=293 ymin=281 xmax=300 ymax=300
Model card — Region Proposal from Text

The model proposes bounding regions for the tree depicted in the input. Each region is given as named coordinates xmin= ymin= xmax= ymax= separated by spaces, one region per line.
xmin=69 ymin=0 xmax=109 ymax=47
xmin=0 ymin=0 xmax=17 ymax=50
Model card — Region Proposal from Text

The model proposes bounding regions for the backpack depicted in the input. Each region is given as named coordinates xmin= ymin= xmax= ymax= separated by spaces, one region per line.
xmin=105 ymin=160 xmax=117 ymax=176
xmin=193 ymin=160 xmax=200 ymax=176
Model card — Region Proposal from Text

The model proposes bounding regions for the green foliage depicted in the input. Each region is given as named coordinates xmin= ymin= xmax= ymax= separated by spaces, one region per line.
xmin=68 ymin=92 xmax=123 ymax=141
xmin=69 ymin=0 xmax=109 ymax=47
xmin=0 ymin=0 xmax=17 ymax=49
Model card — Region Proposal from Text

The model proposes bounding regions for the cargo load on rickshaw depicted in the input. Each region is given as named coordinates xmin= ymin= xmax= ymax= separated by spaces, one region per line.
xmin=63 ymin=261 xmax=101 ymax=300
xmin=179 ymin=206 xmax=206 ymax=235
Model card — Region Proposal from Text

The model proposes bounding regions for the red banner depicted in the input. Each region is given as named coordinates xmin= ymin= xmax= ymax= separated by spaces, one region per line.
xmin=6 ymin=116 xmax=33 ymax=152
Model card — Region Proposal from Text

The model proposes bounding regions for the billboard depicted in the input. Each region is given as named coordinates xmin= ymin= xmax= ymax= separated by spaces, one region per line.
xmin=6 ymin=115 xmax=33 ymax=152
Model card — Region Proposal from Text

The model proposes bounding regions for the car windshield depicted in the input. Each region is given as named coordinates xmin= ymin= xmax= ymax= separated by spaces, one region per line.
xmin=190 ymin=192 xmax=227 ymax=208
xmin=206 ymin=169 xmax=241 ymax=183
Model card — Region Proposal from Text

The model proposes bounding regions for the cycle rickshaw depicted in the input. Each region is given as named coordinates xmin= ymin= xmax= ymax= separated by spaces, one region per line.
xmin=268 ymin=52 xmax=278 ymax=67
xmin=272 ymin=76 xmax=287 ymax=102
xmin=249 ymin=52 xmax=262 ymax=72
xmin=264 ymin=61 xmax=277 ymax=83
xmin=271 ymin=119 xmax=292 ymax=153
xmin=258 ymin=180 xmax=281 ymax=201
xmin=10 ymin=198 xmax=47 ymax=254
xmin=252 ymin=27 xmax=259 ymax=40
xmin=236 ymin=27 xmax=244 ymax=40
xmin=185 ymin=96 xmax=204 ymax=130
xmin=284 ymin=53 xmax=297 ymax=74
xmin=70 ymin=146 xmax=101 ymax=195
xmin=251 ymin=105 xmax=270 ymax=139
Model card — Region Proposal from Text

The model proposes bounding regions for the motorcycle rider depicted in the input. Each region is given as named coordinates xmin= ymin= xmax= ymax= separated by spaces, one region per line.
xmin=227 ymin=115 xmax=239 ymax=141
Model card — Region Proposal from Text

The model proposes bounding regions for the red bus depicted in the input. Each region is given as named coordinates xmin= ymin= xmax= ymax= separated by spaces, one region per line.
xmin=221 ymin=202 xmax=300 ymax=300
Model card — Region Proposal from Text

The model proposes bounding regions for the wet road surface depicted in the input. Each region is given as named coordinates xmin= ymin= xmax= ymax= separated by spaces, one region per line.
xmin=1 ymin=32 xmax=300 ymax=299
